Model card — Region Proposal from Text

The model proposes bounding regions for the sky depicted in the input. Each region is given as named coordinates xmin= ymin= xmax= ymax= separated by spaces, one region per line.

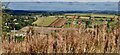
xmin=2 ymin=0 xmax=120 ymax=2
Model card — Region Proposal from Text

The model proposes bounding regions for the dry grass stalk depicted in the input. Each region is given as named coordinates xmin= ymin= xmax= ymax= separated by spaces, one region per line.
xmin=1 ymin=21 xmax=119 ymax=53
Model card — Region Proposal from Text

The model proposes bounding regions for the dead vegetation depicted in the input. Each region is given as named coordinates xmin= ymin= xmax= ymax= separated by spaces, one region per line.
xmin=1 ymin=20 xmax=119 ymax=53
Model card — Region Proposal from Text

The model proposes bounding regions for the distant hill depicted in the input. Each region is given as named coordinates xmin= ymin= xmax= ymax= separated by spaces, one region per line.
xmin=4 ymin=10 xmax=118 ymax=15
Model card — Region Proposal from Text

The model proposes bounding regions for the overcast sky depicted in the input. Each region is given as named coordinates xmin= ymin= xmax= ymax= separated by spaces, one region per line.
xmin=2 ymin=0 xmax=120 ymax=2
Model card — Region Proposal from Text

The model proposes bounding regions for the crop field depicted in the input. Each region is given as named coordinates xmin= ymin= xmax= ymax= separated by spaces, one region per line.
xmin=65 ymin=13 xmax=117 ymax=18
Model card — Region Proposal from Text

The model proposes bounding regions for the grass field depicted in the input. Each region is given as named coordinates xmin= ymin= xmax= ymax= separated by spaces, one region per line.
xmin=0 ymin=13 xmax=2 ymax=36
xmin=33 ymin=16 xmax=57 ymax=26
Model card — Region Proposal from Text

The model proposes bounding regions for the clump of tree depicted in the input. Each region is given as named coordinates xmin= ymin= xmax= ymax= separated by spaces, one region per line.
xmin=2 ymin=10 xmax=37 ymax=32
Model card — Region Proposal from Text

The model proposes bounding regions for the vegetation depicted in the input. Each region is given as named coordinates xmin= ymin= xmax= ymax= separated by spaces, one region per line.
xmin=1 ymin=23 xmax=119 ymax=53
xmin=2 ymin=12 xmax=37 ymax=32
xmin=1 ymin=9 xmax=119 ymax=54
xmin=33 ymin=16 xmax=57 ymax=26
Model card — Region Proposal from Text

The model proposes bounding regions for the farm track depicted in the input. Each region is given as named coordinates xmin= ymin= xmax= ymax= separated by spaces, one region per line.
xmin=49 ymin=18 xmax=67 ymax=27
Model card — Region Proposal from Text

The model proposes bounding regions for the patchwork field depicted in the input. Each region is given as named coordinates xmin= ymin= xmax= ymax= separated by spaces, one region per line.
xmin=32 ymin=14 xmax=118 ymax=28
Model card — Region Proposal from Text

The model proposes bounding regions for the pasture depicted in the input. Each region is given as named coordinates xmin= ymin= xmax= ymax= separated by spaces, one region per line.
xmin=33 ymin=16 xmax=57 ymax=26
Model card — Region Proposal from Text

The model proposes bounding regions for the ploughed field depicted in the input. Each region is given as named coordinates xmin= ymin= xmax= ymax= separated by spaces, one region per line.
xmin=49 ymin=18 xmax=67 ymax=27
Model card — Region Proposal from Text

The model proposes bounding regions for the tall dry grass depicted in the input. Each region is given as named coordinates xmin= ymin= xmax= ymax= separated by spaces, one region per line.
xmin=1 ymin=21 xmax=119 ymax=53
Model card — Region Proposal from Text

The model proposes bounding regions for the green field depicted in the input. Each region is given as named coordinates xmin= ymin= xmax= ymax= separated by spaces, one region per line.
xmin=33 ymin=16 xmax=57 ymax=26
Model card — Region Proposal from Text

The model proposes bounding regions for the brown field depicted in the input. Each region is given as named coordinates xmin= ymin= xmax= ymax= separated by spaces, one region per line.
xmin=49 ymin=18 xmax=67 ymax=27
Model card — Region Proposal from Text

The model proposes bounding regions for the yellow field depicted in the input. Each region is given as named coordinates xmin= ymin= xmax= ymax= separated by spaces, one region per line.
xmin=65 ymin=13 xmax=118 ymax=18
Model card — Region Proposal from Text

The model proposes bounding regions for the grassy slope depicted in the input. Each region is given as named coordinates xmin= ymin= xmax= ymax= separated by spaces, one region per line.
xmin=33 ymin=16 xmax=57 ymax=26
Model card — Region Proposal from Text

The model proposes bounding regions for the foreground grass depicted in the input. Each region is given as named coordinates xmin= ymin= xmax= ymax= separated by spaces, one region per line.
xmin=1 ymin=24 xmax=119 ymax=53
